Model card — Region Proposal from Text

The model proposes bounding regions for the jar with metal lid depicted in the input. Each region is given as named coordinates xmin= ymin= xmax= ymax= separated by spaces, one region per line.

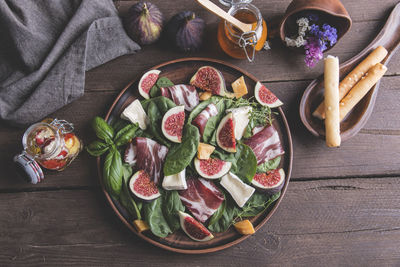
xmin=13 ymin=119 xmax=82 ymax=184
xmin=217 ymin=3 xmax=267 ymax=62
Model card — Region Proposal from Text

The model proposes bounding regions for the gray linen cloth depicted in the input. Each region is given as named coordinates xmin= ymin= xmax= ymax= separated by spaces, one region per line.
xmin=0 ymin=0 xmax=140 ymax=126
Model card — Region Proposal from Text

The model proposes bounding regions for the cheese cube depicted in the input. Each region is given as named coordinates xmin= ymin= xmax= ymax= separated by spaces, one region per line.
xmin=162 ymin=169 xmax=187 ymax=190
xmin=121 ymin=99 xmax=149 ymax=130
xmin=220 ymin=172 xmax=255 ymax=208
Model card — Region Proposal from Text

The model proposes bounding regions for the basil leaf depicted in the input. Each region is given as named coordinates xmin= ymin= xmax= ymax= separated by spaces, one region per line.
xmin=144 ymin=197 xmax=172 ymax=238
xmin=114 ymin=123 xmax=140 ymax=147
xmin=149 ymin=85 xmax=161 ymax=98
xmin=110 ymin=118 xmax=129 ymax=133
xmin=92 ymin=116 xmax=114 ymax=144
xmin=256 ymin=156 xmax=281 ymax=173
xmin=162 ymin=190 xmax=185 ymax=232
xmin=119 ymin=164 xmax=141 ymax=220
xmin=212 ymin=143 xmax=257 ymax=183
xmin=86 ymin=140 xmax=109 ymax=156
xmin=103 ymin=148 xmax=123 ymax=197
xmin=156 ymin=77 xmax=174 ymax=88
xmin=141 ymin=96 xmax=176 ymax=113
xmin=163 ymin=124 xmax=200 ymax=176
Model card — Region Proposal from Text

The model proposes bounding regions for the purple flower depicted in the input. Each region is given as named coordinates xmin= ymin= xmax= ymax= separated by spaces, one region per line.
xmin=309 ymin=24 xmax=320 ymax=36
xmin=322 ymin=24 xmax=338 ymax=46
xmin=304 ymin=37 xmax=323 ymax=68
xmin=307 ymin=13 xmax=319 ymax=22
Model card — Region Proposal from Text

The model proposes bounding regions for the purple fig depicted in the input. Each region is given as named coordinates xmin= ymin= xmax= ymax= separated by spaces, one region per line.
xmin=166 ymin=11 xmax=205 ymax=52
xmin=125 ymin=2 xmax=163 ymax=45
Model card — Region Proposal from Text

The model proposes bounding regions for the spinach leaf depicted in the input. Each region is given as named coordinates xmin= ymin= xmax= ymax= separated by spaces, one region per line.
xmin=147 ymin=101 xmax=171 ymax=147
xmin=86 ymin=140 xmax=109 ymax=156
xmin=256 ymin=156 xmax=281 ymax=173
xmin=103 ymin=147 xmax=123 ymax=197
xmin=114 ymin=123 xmax=140 ymax=147
xmin=212 ymin=143 xmax=257 ymax=183
xmin=208 ymin=198 xmax=226 ymax=227
xmin=141 ymin=96 xmax=176 ymax=113
xmin=163 ymin=124 xmax=200 ymax=176
xmin=119 ymin=164 xmax=142 ymax=220
xmin=187 ymin=98 xmax=213 ymax=123
xmin=162 ymin=190 xmax=185 ymax=232
xmin=92 ymin=116 xmax=114 ymax=144
xmin=202 ymin=97 xmax=227 ymax=143
xmin=144 ymin=197 xmax=172 ymax=238
xmin=208 ymin=198 xmax=240 ymax=233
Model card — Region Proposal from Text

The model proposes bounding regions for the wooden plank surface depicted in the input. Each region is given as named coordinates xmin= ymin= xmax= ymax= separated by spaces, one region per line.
xmin=0 ymin=177 xmax=399 ymax=266
xmin=0 ymin=0 xmax=399 ymax=265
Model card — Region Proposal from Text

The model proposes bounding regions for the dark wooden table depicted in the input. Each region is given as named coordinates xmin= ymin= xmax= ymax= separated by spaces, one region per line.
xmin=1 ymin=0 xmax=399 ymax=265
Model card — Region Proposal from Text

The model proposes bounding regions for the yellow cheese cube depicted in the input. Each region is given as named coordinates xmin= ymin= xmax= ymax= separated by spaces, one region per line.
xmin=234 ymin=220 xmax=255 ymax=235
xmin=197 ymin=143 xmax=215 ymax=160
xmin=133 ymin=220 xmax=150 ymax=233
xmin=231 ymin=76 xmax=248 ymax=98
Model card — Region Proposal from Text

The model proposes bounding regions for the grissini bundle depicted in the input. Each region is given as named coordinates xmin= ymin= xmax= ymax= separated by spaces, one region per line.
xmin=339 ymin=63 xmax=387 ymax=121
xmin=324 ymin=55 xmax=341 ymax=147
xmin=313 ymin=46 xmax=388 ymax=119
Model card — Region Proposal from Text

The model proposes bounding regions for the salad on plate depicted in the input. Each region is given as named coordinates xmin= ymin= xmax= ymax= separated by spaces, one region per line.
xmin=87 ymin=65 xmax=286 ymax=242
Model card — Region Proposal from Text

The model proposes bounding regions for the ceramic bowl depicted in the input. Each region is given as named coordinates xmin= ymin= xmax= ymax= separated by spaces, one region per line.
xmin=279 ymin=0 xmax=352 ymax=52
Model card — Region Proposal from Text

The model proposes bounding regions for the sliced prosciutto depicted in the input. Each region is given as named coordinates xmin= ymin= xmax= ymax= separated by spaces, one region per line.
xmin=124 ymin=137 xmax=168 ymax=185
xmin=192 ymin=103 xmax=218 ymax=137
xmin=244 ymin=124 xmax=285 ymax=165
xmin=178 ymin=177 xmax=224 ymax=223
xmin=167 ymin=84 xmax=199 ymax=111
xmin=160 ymin=87 xmax=171 ymax=98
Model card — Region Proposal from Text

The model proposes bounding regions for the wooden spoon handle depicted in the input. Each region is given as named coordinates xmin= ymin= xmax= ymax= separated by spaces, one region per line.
xmin=343 ymin=3 xmax=400 ymax=68
xmin=196 ymin=0 xmax=253 ymax=33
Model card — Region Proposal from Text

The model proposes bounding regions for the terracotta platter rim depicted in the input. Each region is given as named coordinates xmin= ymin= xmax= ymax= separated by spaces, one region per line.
xmin=96 ymin=57 xmax=293 ymax=254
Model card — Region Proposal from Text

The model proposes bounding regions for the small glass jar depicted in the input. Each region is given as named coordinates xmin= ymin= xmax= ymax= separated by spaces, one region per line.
xmin=217 ymin=3 xmax=267 ymax=62
xmin=14 ymin=119 xmax=82 ymax=183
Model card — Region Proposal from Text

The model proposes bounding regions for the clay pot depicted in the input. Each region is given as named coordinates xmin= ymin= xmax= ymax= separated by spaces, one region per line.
xmin=279 ymin=0 xmax=352 ymax=51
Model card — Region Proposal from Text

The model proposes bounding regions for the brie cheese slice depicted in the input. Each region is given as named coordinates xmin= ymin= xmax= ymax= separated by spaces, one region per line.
xmin=226 ymin=106 xmax=252 ymax=140
xmin=220 ymin=172 xmax=255 ymax=208
xmin=162 ymin=169 xmax=187 ymax=190
xmin=121 ymin=99 xmax=149 ymax=130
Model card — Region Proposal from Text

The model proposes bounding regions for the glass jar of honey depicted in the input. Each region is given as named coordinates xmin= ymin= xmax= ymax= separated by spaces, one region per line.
xmin=217 ymin=3 xmax=267 ymax=62
xmin=13 ymin=119 xmax=82 ymax=184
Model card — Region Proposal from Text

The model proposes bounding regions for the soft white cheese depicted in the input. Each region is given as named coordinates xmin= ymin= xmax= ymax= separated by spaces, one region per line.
xmin=226 ymin=106 xmax=252 ymax=140
xmin=120 ymin=99 xmax=149 ymax=130
xmin=220 ymin=172 xmax=255 ymax=208
xmin=162 ymin=169 xmax=187 ymax=190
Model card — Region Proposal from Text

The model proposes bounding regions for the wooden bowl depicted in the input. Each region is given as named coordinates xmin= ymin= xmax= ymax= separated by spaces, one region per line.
xmin=97 ymin=58 xmax=293 ymax=254
xmin=279 ymin=0 xmax=352 ymax=52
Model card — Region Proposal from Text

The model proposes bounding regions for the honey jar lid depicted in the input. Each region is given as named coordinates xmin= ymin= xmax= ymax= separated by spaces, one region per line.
xmin=13 ymin=152 xmax=44 ymax=184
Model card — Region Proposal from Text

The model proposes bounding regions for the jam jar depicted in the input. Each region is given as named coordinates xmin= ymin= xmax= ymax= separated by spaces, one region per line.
xmin=14 ymin=119 xmax=82 ymax=184
xmin=217 ymin=3 xmax=267 ymax=62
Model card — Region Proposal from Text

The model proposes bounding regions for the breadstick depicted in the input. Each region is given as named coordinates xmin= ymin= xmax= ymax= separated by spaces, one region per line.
xmin=339 ymin=63 xmax=387 ymax=121
xmin=324 ymin=55 xmax=341 ymax=147
xmin=313 ymin=46 xmax=388 ymax=119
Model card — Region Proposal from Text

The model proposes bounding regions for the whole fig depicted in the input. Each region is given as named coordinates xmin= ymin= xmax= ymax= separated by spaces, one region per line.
xmin=166 ymin=11 xmax=205 ymax=52
xmin=125 ymin=2 xmax=163 ymax=45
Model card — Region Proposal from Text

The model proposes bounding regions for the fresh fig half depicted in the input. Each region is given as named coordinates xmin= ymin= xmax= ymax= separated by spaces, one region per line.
xmin=190 ymin=66 xmax=233 ymax=97
xmin=252 ymin=168 xmax=285 ymax=194
xmin=194 ymin=158 xmax=232 ymax=179
xmin=216 ymin=113 xmax=236 ymax=153
xmin=161 ymin=105 xmax=185 ymax=143
xmin=129 ymin=170 xmax=161 ymax=201
xmin=138 ymin=69 xmax=161 ymax=99
xmin=179 ymin=211 xmax=214 ymax=242
xmin=254 ymin=82 xmax=283 ymax=108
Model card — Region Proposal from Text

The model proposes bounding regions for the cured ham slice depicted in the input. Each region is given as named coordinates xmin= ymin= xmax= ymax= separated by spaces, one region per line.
xmin=244 ymin=124 xmax=284 ymax=165
xmin=167 ymin=84 xmax=199 ymax=111
xmin=192 ymin=103 xmax=218 ymax=137
xmin=160 ymin=87 xmax=171 ymax=98
xmin=125 ymin=137 xmax=168 ymax=185
xmin=179 ymin=177 xmax=224 ymax=223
